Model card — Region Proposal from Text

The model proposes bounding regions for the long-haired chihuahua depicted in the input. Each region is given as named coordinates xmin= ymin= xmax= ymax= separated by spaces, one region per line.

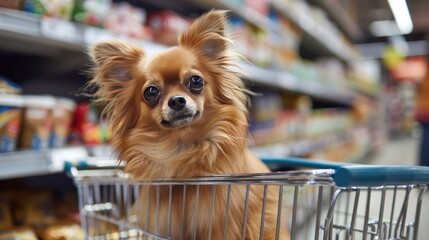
xmin=89 ymin=10 xmax=290 ymax=240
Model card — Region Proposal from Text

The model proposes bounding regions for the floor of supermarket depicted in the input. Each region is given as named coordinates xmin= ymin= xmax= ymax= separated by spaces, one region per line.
xmin=368 ymin=135 xmax=428 ymax=239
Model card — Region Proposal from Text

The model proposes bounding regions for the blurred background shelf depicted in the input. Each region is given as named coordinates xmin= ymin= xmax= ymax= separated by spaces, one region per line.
xmin=308 ymin=0 xmax=363 ymax=42
xmin=240 ymin=63 xmax=356 ymax=105
xmin=269 ymin=0 xmax=358 ymax=62
xmin=0 ymin=145 xmax=116 ymax=180
xmin=0 ymin=7 xmax=358 ymax=105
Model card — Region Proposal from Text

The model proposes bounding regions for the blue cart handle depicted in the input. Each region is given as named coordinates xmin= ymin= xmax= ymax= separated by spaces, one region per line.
xmin=261 ymin=157 xmax=429 ymax=187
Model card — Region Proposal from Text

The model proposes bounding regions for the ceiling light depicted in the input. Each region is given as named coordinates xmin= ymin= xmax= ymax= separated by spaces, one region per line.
xmin=387 ymin=0 xmax=413 ymax=34
xmin=369 ymin=20 xmax=400 ymax=37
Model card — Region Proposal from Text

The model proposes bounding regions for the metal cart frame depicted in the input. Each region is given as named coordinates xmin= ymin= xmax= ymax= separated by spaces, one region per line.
xmin=72 ymin=157 xmax=429 ymax=240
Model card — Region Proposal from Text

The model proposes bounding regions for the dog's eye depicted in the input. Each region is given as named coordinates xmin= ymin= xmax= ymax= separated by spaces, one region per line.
xmin=143 ymin=86 xmax=161 ymax=105
xmin=188 ymin=75 xmax=204 ymax=94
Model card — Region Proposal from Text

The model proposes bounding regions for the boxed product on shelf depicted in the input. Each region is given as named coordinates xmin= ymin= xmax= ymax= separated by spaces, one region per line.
xmin=227 ymin=17 xmax=252 ymax=61
xmin=147 ymin=10 xmax=191 ymax=46
xmin=0 ymin=94 xmax=24 ymax=153
xmin=267 ymin=12 xmax=301 ymax=69
xmin=72 ymin=0 xmax=111 ymax=26
xmin=69 ymin=102 xmax=111 ymax=145
xmin=250 ymin=28 xmax=272 ymax=67
xmin=304 ymin=109 xmax=353 ymax=138
xmin=0 ymin=227 xmax=38 ymax=240
xmin=250 ymin=89 xmax=283 ymax=123
xmin=23 ymin=0 xmax=75 ymax=20
xmin=245 ymin=0 xmax=269 ymax=16
xmin=0 ymin=75 xmax=22 ymax=94
xmin=0 ymin=189 xmax=83 ymax=239
xmin=50 ymin=97 xmax=76 ymax=148
xmin=33 ymin=221 xmax=84 ymax=240
xmin=288 ymin=60 xmax=320 ymax=82
xmin=229 ymin=0 xmax=245 ymax=7
xmin=316 ymin=58 xmax=348 ymax=89
xmin=0 ymin=0 xmax=23 ymax=10
xmin=349 ymin=59 xmax=381 ymax=94
xmin=8 ymin=191 xmax=56 ymax=226
xmin=250 ymin=93 xmax=312 ymax=146
xmin=104 ymin=2 xmax=147 ymax=39
xmin=20 ymin=95 xmax=56 ymax=150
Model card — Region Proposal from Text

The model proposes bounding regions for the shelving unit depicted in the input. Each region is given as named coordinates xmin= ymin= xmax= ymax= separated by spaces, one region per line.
xmin=239 ymin=63 xmax=356 ymax=105
xmin=251 ymin=130 xmax=352 ymax=158
xmin=185 ymin=0 xmax=358 ymax=62
xmin=0 ymin=7 xmax=357 ymax=105
xmin=0 ymin=1 xmax=380 ymax=181
xmin=269 ymin=0 xmax=357 ymax=62
xmin=0 ymin=145 xmax=116 ymax=180
xmin=308 ymin=0 xmax=363 ymax=41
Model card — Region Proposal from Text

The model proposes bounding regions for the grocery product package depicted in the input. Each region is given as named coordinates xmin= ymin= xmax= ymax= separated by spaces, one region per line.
xmin=0 ymin=75 xmax=22 ymax=94
xmin=73 ymin=0 xmax=112 ymax=26
xmin=20 ymin=95 xmax=56 ymax=150
xmin=0 ymin=94 xmax=24 ymax=152
xmin=50 ymin=97 xmax=76 ymax=148
xmin=23 ymin=0 xmax=75 ymax=20
xmin=104 ymin=2 xmax=147 ymax=39
xmin=147 ymin=10 xmax=191 ymax=46
xmin=69 ymin=102 xmax=111 ymax=145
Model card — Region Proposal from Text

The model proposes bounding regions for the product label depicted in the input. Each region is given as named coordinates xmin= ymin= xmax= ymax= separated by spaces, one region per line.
xmin=0 ymin=108 xmax=21 ymax=152
xmin=21 ymin=107 xmax=53 ymax=150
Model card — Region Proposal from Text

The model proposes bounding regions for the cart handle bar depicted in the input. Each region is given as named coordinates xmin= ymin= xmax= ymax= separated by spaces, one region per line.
xmin=261 ymin=157 xmax=429 ymax=187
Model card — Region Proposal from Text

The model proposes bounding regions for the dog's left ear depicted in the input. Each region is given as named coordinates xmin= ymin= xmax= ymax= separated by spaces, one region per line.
xmin=179 ymin=10 xmax=229 ymax=60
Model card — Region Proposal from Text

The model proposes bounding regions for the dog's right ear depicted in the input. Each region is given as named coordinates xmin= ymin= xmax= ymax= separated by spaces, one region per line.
xmin=89 ymin=41 xmax=144 ymax=134
xmin=90 ymin=40 xmax=144 ymax=82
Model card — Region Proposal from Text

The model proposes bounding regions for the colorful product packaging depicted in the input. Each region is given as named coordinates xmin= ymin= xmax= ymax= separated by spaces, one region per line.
xmin=23 ymin=0 xmax=75 ymax=20
xmin=0 ymin=0 xmax=23 ymax=10
xmin=0 ymin=94 xmax=24 ymax=152
xmin=50 ymin=97 xmax=76 ymax=148
xmin=72 ymin=0 xmax=112 ymax=26
xmin=0 ymin=75 xmax=22 ymax=94
xmin=147 ymin=10 xmax=191 ymax=46
xmin=104 ymin=2 xmax=147 ymax=39
xmin=20 ymin=95 xmax=56 ymax=150
xmin=69 ymin=103 xmax=111 ymax=145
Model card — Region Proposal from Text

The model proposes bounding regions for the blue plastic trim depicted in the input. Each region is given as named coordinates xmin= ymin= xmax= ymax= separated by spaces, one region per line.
xmin=261 ymin=157 xmax=429 ymax=187
xmin=334 ymin=165 xmax=429 ymax=187
xmin=261 ymin=157 xmax=351 ymax=170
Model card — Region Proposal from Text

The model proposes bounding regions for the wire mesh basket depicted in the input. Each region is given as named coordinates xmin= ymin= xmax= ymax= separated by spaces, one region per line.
xmin=72 ymin=158 xmax=429 ymax=240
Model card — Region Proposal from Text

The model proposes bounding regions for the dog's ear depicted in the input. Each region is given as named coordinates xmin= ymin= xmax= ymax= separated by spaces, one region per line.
xmin=90 ymin=40 xmax=144 ymax=82
xmin=89 ymin=41 xmax=144 ymax=134
xmin=179 ymin=10 xmax=229 ymax=60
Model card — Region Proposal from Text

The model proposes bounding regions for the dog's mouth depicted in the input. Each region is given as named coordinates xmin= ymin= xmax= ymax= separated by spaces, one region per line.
xmin=161 ymin=110 xmax=201 ymax=129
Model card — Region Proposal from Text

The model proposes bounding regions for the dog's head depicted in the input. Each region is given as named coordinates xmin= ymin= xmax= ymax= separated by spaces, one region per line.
xmin=90 ymin=10 xmax=247 ymax=137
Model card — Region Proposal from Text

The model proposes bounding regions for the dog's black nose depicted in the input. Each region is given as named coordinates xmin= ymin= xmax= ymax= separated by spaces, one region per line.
xmin=168 ymin=96 xmax=186 ymax=110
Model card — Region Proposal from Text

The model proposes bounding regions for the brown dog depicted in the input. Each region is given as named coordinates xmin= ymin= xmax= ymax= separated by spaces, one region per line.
xmin=89 ymin=10 xmax=290 ymax=240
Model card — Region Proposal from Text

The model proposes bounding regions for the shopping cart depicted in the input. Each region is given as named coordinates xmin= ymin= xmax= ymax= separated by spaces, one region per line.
xmin=71 ymin=157 xmax=429 ymax=240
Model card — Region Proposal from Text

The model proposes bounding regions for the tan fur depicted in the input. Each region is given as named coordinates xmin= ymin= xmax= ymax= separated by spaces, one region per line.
xmin=89 ymin=10 xmax=290 ymax=240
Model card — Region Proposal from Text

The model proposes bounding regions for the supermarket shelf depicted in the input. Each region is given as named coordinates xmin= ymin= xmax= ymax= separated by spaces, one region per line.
xmin=239 ymin=63 xmax=356 ymax=105
xmin=0 ymin=8 xmax=84 ymax=55
xmin=270 ymin=0 xmax=357 ymax=62
xmin=309 ymin=0 xmax=363 ymax=41
xmin=186 ymin=0 xmax=357 ymax=61
xmin=251 ymin=131 xmax=352 ymax=159
xmin=186 ymin=0 xmax=278 ymax=33
xmin=1 ymin=132 xmax=351 ymax=180
xmin=349 ymin=81 xmax=380 ymax=99
xmin=0 ymin=8 xmax=357 ymax=105
xmin=0 ymin=146 xmax=117 ymax=180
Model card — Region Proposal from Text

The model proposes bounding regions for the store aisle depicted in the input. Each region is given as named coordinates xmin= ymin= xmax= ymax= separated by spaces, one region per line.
xmin=368 ymin=136 xmax=428 ymax=239
xmin=369 ymin=137 xmax=420 ymax=166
